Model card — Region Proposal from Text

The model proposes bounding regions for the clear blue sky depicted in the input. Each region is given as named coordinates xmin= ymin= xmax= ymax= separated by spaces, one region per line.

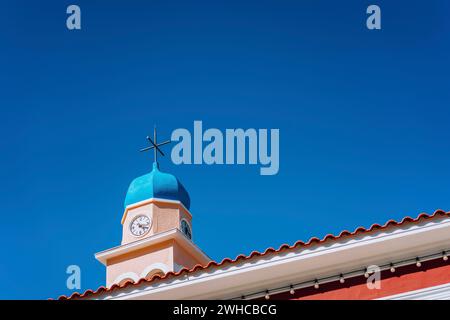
xmin=1 ymin=1 xmax=449 ymax=299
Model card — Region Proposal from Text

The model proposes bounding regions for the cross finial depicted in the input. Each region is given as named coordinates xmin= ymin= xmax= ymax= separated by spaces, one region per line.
xmin=139 ymin=126 xmax=171 ymax=165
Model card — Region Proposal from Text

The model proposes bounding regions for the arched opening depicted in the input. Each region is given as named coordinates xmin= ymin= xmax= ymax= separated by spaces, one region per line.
xmin=145 ymin=269 xmax=165 ymax=280
xmin=112 ymin=272 xmax=140 ymax=286
xmin=180 ymin=219 xmax=192 ymax=240
xmin=118 ymin=278 xmax=135 ymax=286
xmin=140 ymin=263 xmax=170 ymax=280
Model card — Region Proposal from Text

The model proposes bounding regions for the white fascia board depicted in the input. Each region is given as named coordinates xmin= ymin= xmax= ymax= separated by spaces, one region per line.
xmin=92 ymin=216 xmax=450 ymax=300
xmin=95 ymin=228 xmax=210 ymax=266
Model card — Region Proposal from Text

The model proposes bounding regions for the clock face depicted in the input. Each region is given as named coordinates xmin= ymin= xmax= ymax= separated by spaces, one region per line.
xmin=130 ymin=215 xmax=152 ymax=237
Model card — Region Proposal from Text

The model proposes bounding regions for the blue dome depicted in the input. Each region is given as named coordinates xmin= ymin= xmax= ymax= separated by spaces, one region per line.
xmin=124 ymin=163 xmax=190 ymax=209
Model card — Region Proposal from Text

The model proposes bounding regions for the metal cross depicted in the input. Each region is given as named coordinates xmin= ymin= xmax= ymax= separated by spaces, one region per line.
xmin=139 ymin=126 xmax=171 ymax=163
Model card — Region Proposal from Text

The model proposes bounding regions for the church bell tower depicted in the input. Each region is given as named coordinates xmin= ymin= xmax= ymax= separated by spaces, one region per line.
xmin=95 ymin=129 xmax=210 ymax=287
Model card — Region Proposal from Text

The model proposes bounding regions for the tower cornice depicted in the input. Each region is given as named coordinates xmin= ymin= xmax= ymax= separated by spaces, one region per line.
xmin=95 ymin=228 xmax=210 ymax=267
xmin=121 ymin=197 xmax=192 ymax=225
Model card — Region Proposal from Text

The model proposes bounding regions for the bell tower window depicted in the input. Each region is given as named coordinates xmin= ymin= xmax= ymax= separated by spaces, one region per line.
xmin=181 ymin=219 xmax=192 ymax=240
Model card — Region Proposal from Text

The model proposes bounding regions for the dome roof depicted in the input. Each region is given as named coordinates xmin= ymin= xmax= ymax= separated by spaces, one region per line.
xmin=124 ymin=163 xmax=190 ymax=209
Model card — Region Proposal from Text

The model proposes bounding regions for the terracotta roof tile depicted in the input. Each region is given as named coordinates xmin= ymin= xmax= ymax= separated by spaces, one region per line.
xmin=57 ymin=209 xmax=450 ymax=300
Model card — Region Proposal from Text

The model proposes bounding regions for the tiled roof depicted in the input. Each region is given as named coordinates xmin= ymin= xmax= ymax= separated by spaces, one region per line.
xmin=57 ymin=209 xmax=450 ymax=300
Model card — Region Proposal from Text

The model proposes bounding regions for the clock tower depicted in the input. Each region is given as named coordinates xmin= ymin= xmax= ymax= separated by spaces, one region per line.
xmin=95 ymin=132 xmax=210 ymax=288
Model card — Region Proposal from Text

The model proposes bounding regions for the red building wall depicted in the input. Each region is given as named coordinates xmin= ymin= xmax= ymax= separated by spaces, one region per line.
xmin=271 ymin=257 xmax=450 ymax=300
